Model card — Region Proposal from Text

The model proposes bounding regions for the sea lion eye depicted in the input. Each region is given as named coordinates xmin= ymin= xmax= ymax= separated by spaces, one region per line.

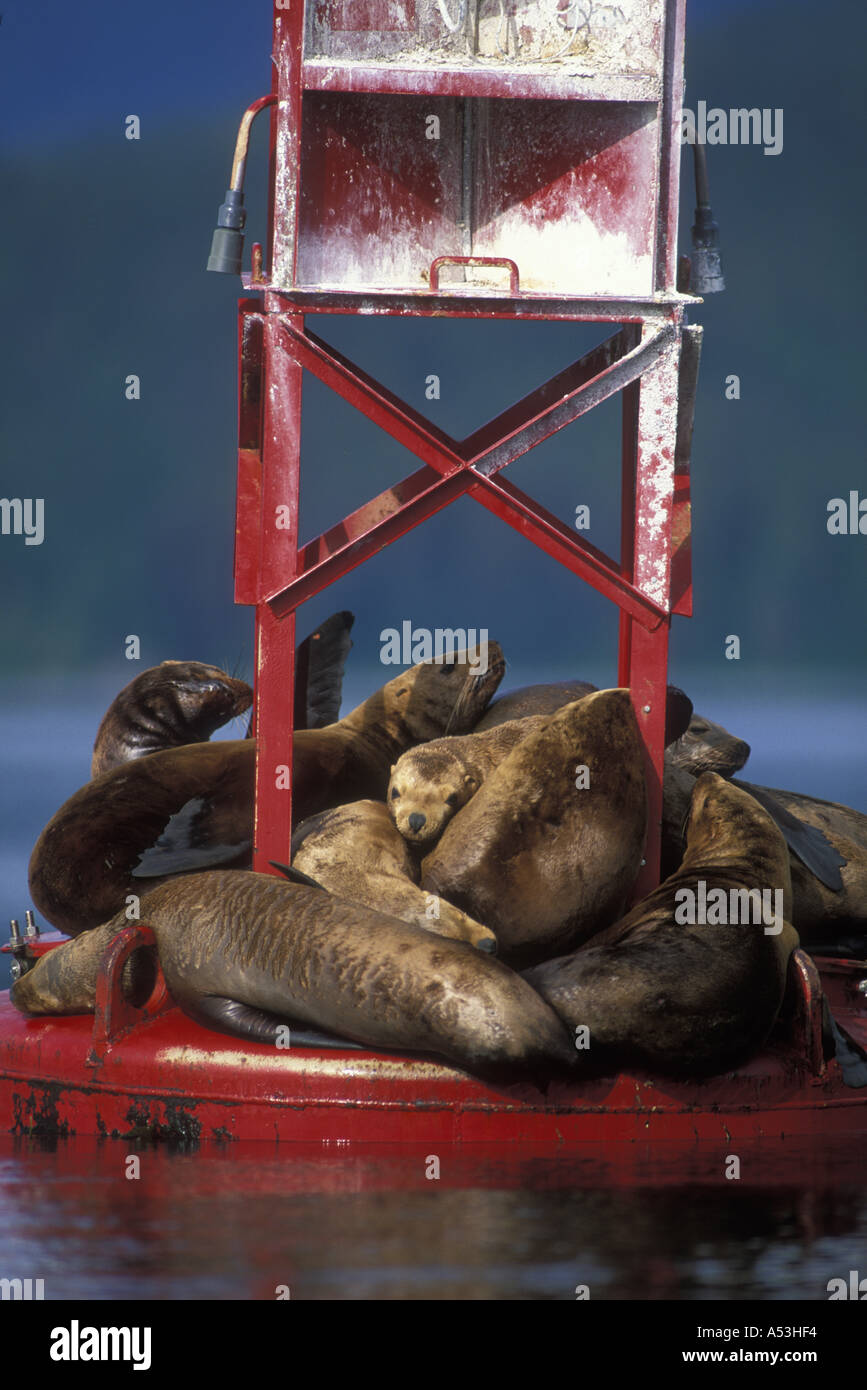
xmin=445 ymin=793 xmax=460 ymax=808
xmin=391 ymin=787 xmax=400 ymax=800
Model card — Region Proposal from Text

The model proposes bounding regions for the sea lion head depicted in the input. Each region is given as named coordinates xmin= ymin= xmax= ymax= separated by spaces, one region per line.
xmin=384 ymin=642 xmax=506 ymax=744
xmin=152 ymin=661 xmax=253 ymax=738
xmin=684 ymin=771 xmax=793 ymax=894
xmin=670 ymin=712 xmax=751 ymax=778
xmin=388 ymin=745 xmax=480 ymax=846
xmin=10 ymin=918 xmax=158 ymax=1016
xmin=91 ymin=661 xmax=253 ymax=777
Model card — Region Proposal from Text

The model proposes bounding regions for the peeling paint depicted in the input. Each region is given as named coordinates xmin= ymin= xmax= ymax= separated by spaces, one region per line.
xmin=306 ymin=0 xmax=664 ymax=74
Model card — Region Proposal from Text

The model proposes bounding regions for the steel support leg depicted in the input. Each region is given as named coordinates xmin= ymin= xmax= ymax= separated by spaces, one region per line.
xmin=619 ymin=325 xmax=681 ymax=898
xmin=253 ymin=313 xmax=303 ymax=872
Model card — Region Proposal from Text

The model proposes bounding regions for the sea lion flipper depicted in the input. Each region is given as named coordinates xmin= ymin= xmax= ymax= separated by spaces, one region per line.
xmin=823 ymin=1004 xmax=867 ymax=1088
xmin=268 ymin=860 xmax=326 ymax=891
xmin=738 ymin=782 xmax=847 ymax=892
xmin=295 ymin=611 xmax=355 ymax=730
xmin=187 ymin=996 xmax=365 ymax=1051
xmin=131 ymin=797 xmax=252 ymax=878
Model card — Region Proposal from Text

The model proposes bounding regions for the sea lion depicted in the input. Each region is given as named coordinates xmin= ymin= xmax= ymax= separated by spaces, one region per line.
xmin=107 ymin=870 xmax=577 ymax=1081
xmin=388 ymin=715 xmax=549 ymax=847
xmin=90 ymin=612 xmax=355 ymax=778
xmin=393 ymin=685 xmax=700 ymax=851
xmin=739 ymin=784 xmax=866 ymax=944
xmin=10 ymin=921 xmax=157 ymax=1016
xmin=474 ymin=679 xmax=597 ymax=729
xmin=422 ymin=689 xmax=648 ymax=967
xmin=475 ymin=679 xmax=694 ymax=749
xmin=524 ymin=773 xmax=800 ymax=1076
xmin=288 ymin=800 xmax=497 ymax=951
xmin=30 ymin=645 xmax=505 ymax=938
xmin=662 ymin=765 xmax=859 ymax=940
xmin=91 ymin=662 xmax=252 ymax=779
xmin=667 ymin=711 xmax=751 ymax=779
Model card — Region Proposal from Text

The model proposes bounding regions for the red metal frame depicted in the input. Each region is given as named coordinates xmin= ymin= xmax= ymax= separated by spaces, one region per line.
xmin=234 ymin=1 xmax=693 ymax=887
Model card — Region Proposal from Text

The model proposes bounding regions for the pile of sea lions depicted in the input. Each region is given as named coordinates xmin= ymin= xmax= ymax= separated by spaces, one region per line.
xmin=12 ymin=612 xmax=867 ymax=1086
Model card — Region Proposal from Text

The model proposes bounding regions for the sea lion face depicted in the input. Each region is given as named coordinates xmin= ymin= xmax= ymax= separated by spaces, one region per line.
xmin=670 ymin=713 xmax=751 ymax=779
xmin=388 ymin=747 xmax=479 ymax=846
xmin=387 ymin=643 xmax=506 ymax=743
xmin=155 ymin=661 xmax=253 ymax=740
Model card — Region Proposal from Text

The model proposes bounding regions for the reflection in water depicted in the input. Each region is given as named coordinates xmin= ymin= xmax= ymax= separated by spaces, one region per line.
xmin=0 ymin=1138 xmax=864 ymax=1300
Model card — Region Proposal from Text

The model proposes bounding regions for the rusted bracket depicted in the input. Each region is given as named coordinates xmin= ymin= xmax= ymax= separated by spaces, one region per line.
xmin=784 ymin=949 xmax=827 ymax=1079
xmin=87 ymin=923 xmax=173 ymax=1068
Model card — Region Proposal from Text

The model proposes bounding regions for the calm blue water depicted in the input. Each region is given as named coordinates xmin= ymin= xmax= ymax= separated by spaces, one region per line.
xmin=0 ymin=673 xmax=864 ymax=1300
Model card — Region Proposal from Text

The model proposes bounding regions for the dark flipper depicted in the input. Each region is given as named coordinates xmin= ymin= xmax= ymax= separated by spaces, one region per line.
xmin=664 ymin=686 xmax=693 ymax=748
xmin=295 ymin=611 xmax=355 ymax=730
xmin=822 ymin=1003 xmax=867 ymax=1089
xmin=131 ymin=797 xmax=252 ymax=877
xmin=735 ymin=780 xmax=846 ymax=892
xmin=185 ymin=995 xmax=365 ymax=1050
xmin=269 ymin=860 xmax=325 ymax=891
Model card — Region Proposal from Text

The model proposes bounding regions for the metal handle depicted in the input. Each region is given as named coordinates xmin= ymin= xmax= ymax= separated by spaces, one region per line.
xmin=429 ymin=256 xmax=520 ymax=296
xmin=88 ymin=923 xmax=172 ymax=1065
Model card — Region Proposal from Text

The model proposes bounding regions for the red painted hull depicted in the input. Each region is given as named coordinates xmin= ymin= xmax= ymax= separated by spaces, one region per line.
xmin=2 ymin=952 xmax=865 ymax=1147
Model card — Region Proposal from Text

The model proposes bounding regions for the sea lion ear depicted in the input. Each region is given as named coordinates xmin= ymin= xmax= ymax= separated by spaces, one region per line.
xmin=390 ymin=764 xmax=396 ymax=774
xmin=464 ymin=773 xmax=476 ymax=785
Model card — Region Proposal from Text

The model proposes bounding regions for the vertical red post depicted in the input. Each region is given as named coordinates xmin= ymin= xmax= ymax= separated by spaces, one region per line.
xmin=252 ymin=314 xmax=303 ymax=873
xmin=623 ymin=324 xmax=681 ymax=898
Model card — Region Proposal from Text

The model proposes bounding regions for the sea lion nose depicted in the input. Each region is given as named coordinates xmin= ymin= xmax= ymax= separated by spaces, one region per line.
xmin=408 ymin=813 xmax=426 ymax=833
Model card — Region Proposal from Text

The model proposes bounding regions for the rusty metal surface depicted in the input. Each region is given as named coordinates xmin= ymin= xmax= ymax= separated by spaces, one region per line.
xmin=231 ymin=0 xmax=692 ymax=881
xmin=2 ymin=939 xmax=865 ymax=1145
xmin=3 ymin=993 xmax=865 ymax=1146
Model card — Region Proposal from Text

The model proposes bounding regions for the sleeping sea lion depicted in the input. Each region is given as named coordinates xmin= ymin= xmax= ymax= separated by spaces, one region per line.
xmin=287 ymin=800 xmax=497 ymax=951
xmin=29 ymin=645 xmax=505 ymax=938
xmin=387 ymin=715 xmax=549 ymax=847
xmin=104 ymin=870 xmax=577 ymax=1082
xmin=391 ymin=684 xmax=699 ymax=851
xmin=524 ymin=773 xmax=800 ymax=1075
xmin=475 ymin=679 xmax=694 ymax=749
xmin=422 ymin=689 xmax=648 ymax=967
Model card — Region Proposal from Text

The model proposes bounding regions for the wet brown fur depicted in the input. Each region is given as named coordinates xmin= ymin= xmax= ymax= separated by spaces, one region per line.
xmin=10 ymin=921 xmax=157 ymax=1016
xmin=387 ymin=714 xmax=549 ymax=847
xmin=30 ymin=647 xmax=505 ymax=939
xmin=524 ymin=774 xmax=799 ymax=1076
xmin=91 ymin=661 xmax=253 ymax=778
xmin=474 ymin=679 xmax=597 ymax=729
xmin=291 ymin=800 xmax=497 ymax=951
xmin=421 ymin=690 xmax=647 ymax=967
xmin=116 ymin=869 xmax=576 ymax=1079
xmin=662 ymin=767 xmax=867 ymax=941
